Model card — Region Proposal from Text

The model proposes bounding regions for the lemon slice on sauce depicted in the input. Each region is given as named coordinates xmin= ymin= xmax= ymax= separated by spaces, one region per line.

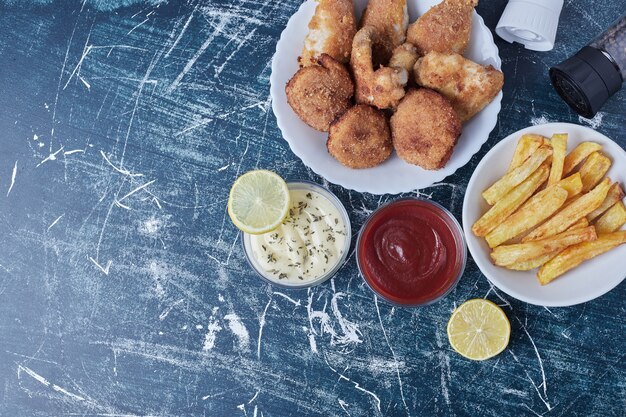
xmin=447 ymin=299 xmax=511 ymax=361
xmin=228 ymin=170 xmax=290 ymax=235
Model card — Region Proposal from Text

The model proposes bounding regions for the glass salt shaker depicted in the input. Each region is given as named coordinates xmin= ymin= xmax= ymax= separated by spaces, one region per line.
xmin=550 ymin=15 xmax=626 ymax=118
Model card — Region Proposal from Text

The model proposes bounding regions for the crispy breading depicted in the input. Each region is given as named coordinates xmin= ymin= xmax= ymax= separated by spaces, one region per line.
xmin=286 ymin=54 xmax=354 ymax=132
xmin=389 ymin=43 xmax=420 ymax=77
xmin=300 ymin=0 xmax=357 ymax=67
xmin=406 ymin=0 xmax=477 ymax=55
xmin=414 ymin=51 xmax=503 ymax=122
xmin=351 ymin=26 xmax=408 ymax=109
xmin=390 ymin=89 xmax=461 ymax=170
xmin=327 ymin=104 xmax=392 ymax=169
xmin=359 ymin=0 xmax=408 ymax=64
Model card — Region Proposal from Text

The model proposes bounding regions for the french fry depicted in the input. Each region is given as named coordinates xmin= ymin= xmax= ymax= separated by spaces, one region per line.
xmin=485 ymin=186 xmax=568 ymax=248
xmin=556 ymin=173 xmax=583 ymax=199
xmin=595 ymin=202 xmax=626 ymax=234
xmin=472 ymin=164 xmax=549 ymax=237
xmin=482 ymin=145 xmax=552 ymax=205
xmin=567 ymin=217 xmax=590 ymax=230
xmin=522 ymin=178 xmax=611 ymax=242
xmin=518 ymin=186 xmax=576 ymax=242
xmin=478 ymin=135 xmax=623 ymax=285
xmin=538 ymin=231 xmax=626 ymax=285
xmin=578 ymin=152 xmax=611 ymax=192
xmin=491 ymin=226 xmax=597 ymax=266
xmin=507 ymin=253 xmax=554 ymax=271
xmin=563 ymin=141 xmax=603 ymax=175
xmin=506 ymin=218 xmax=590 ymax=271
xmin=587 ymin=182 xmax=625 ymax=221
xmin=548 ymin=133 xmax=567 ymax=186
xmin=508 ymin=134 xmax=547 ymax=172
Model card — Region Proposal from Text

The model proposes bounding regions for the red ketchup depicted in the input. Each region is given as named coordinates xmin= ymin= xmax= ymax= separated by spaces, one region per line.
xmin=357 ymin=199 xmax=466 ymax=306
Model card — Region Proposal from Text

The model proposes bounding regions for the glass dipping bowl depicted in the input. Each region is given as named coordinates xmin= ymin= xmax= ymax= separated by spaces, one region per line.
xmin=356 ymin=198 xmax=466 ymax=307
xmin=242 ymin=181 xmax=351 ymax=289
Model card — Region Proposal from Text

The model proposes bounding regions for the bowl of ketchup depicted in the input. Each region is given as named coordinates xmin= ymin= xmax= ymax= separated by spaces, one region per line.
xmin=357 ymin=198 xmax=466 ymax=306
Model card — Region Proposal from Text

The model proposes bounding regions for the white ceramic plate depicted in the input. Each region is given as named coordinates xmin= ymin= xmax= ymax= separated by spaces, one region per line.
xmin=463 ymin=123 xmax=626 ymax=307
xmin=270 ymin=0 xmax=502 ymax=195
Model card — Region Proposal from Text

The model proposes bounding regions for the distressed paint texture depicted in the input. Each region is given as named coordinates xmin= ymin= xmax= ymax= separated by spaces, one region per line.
xmin=0 ymin=1 xmax=625 ymax=416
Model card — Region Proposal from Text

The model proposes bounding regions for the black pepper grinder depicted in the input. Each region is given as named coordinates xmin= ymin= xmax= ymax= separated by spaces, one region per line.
xmin=550 ymin=15 xmax=626 ymax=118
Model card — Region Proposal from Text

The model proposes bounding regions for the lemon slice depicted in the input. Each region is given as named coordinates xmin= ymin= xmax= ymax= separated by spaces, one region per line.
xmin=447 ymin=299 xmax=511 ymax=361
xmin=228 ymin=170 xmax=290 ymax=235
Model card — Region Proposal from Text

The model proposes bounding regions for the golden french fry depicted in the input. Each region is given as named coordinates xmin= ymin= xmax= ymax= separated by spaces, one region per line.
xmin=548 ymin=133 xmax=567 ymax=186
xmin=485 ymin=186 xmax=567 ymax=248
xmin=568 ymin=217 xmax=589 ymax=230
xmin=508 ymin=134 xmax=546 ymax=172
xmin=482 ymin=145 xmax=552 ymax=205
xmin=587 ymin=182 xmax=625 ymax=221
xmin=538 ymin=231 xmax=626 ymax=285
xmin=506 ymin=253 xmax=555 ymax=271
xmin=473 ymin=164 xmax=549 ymax=237
xmin=556 ymin=173 xmax=583 ymax=199
xmin=491 ymin=226 xmax=597 ymax=266
xmin=514 ymin=176 xmax=581 ymax=242
xmin=578 ymin=152 xmax=611 ymax=192
xmin=595 ymin=202 xmax=626 ymax=234
xmin=563 ymin=141 xmax=603 ymax=175
xmin=523 ymin=178 xmax=611 ymax=242
xmin=506 ymin=218 xmax=590 ymax=270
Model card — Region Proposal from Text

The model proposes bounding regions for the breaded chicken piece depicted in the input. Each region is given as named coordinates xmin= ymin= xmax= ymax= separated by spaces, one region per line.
xmin=300 ymin=0 xmax=357 ymax=67
xmin=389 ymin=43 xmax=420 ymax=84
xmin=286 ymin=54 xmax=354 ymax=132
xmin=391 ymin=89 xmax=461 ymax=170
xmin=407 ymin=0 xmax=477 ymax=55
xmin=414 ymin=51 xmax=504 ymax=122
xmin=351 ymin=26 xmax=408 ymax=109
xmin=360 ymin=0 xmax=408 ymax=64
xmin=328 ymin=104 xmax=392 ymax=169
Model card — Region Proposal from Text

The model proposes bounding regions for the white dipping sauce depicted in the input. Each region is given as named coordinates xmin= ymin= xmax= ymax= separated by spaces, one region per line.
xmin=250 ymin=189 xmax=347 ymax=284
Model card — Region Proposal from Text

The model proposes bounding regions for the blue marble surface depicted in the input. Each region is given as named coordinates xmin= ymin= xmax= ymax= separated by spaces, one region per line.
xmin=1 ymin=1 xmax=625 ymax=416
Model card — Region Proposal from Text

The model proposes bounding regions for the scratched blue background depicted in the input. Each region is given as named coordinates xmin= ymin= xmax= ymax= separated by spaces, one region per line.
xmin=1 ymin=0 xmax=625 ymax=416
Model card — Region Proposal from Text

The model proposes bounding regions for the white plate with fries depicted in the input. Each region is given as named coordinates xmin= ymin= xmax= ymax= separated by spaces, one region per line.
xmin=270 ymin=0 xmax=502 ymax=194
xmin=463 ymin=123 xmax=626 ymax=307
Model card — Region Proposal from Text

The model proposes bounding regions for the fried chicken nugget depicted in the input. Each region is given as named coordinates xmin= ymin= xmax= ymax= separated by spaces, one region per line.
xmin=407 ymin=0 xmax=477 ymax=55
xmin=389 ymin=43 xmax=420 ymax=74
xmin=351 ymin=26 xmax=408 ymax=110
xmin=360 ymin=0 xmax=409 ymax=64
xmin=391 ymin=89 xmax=461 ymax=170
xmin=300 ymin=0 xmax=357 ymax=67
xmin=327 ymin=104 xmax=392 ymax=169
xmin=286 ymin=54 xmax=354 ymax=132
xmin=414 ymin=51 xmax=503 ymax=122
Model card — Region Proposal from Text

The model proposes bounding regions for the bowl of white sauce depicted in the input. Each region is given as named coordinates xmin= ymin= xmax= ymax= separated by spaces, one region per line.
xmin=241 ymin=181 xmax=351 ymax=288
